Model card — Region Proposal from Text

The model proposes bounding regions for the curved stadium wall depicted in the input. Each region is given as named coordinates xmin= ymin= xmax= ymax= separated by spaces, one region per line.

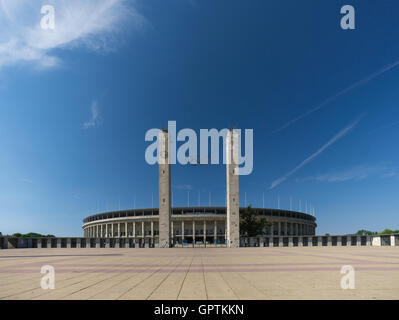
xmin=83 ymin=207 xmax=316 ymax=245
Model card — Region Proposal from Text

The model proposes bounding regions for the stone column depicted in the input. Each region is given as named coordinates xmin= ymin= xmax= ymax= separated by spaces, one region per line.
xmin=327 ymin=236 xmax=332 ymax=246
xmin=57 ymin=239 xmax=61 ymax=248
xmin=391 ymin=235 xmax=395 ymax=246
xmin=214 ymin=220 xmax=217 ymax=243
xmin=193 ymin=220 xmax=196 ymax=244
xmin=278 ymin=222 xmax=281 ymax=236
xmin=158 ymin=129 xmax=171 ymax=248
xmin=357 ymin=236 xmax=361 ymax=246
xmin=182 ymin=220 xmax=185 ymax=241
xmin=47 ymin=239 xmax=51 ymax=248
xmin=77 ymin=238 xmax=81 ymax=248
xmin=270 ymin=223 xmax=274 ymax=236
xmin=298 ymin=236 xmax=303 ymax=247
xmin=337 ymin=236 xmax=342 ymax=246
xmin=171 ymin=220 xmax=174 ymax=244
xmin=105 ymin=224 xmax=108 ymax=238
xmin=226 ymin=129 xmax=240 ymax=248
xmin=67 ymin=238 xmax=71 ymax=248
xmin=284 ymin=222 xmax=287 ymax=236
xmin=118 ymin=223 xmax=120 ymax=238
xmin=203 ymin=220 xmax=206 ymax=242
xmin=151 ymin=221 xmax=154 ymax=238
xmin=125 ymin=222 xmax=128 ymax=237
xmin=111 ymin=224 xmax=114 ymax=238
xmin=142 ymin=221 xmax=145 ymax=239
xmin=133 ymin=222 xmax=136 ymax=238
xmin=288 ymin=237 xmax=293 ymax=247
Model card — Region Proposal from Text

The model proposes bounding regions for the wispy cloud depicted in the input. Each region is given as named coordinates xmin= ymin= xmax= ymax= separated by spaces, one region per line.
xmin=18 ymin=178 xmax=33 ymax=183
xmin=0 ymin=0 xmax=145 ymax=69
xmin=83 ymin=100 xmax=101 ymax=129
xmin=297 ymin=164 xmax=397 ymax=183
xmin=270 ymin=114 xmax=364 ymax=189
xmin=272 ymin=60 xmax=399 ymax=134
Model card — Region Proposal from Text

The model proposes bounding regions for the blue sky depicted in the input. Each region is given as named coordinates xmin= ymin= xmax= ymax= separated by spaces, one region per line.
xmin=1 ymin=0 xmax=399 ymax=236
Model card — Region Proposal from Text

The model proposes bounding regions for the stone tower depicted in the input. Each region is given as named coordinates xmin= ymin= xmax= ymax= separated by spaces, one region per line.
xmin=226 ymin=129 xmax=240 ymax=248
xmin=158 ymin=129 xmax=171 ymax=248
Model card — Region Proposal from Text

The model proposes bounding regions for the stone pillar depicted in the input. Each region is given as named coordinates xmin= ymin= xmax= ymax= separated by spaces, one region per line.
xmin=105 ymin=238 xmax=110 ymax=248
xmin=203 ymin=220 xmax=206 ymax=242
xmin=171 ymin=220 xmax=174 ymax=244
xmin=133 ymin=222 xmax=136 ymax=238
xmin=105 ymin=224 xmax=108 ymax=238
xmin=118 ymin=223 xmax=120 ymax=238
xmin=57 ymin=239 xmax=61 ymax=248
xmin=288 ymin=237 xmax=293 ymax=247
xmin=284 ymin=222 xmax=287 ymax=236
xmin=347 ymin=236 xmax=352 ymax=246
xmin=193 ymin=220 xmax=196 ymax=244
xmin=158 ymin=129 xmax=171 ymax=248
xmin=226 ymin=129 xmax=240 ymax=248
xmin=77 ymin=238 xmax=81 ymax=248
xmin=125 ymin=222 xmax=128 ymax=237
xmin=115 ymin=238 xmax=120 ymax=248
xmin=317 ymin=236 xmax=322 ymax=246
xmin=141 ymin=221 xmax=144 ymax=239
xmin=337 ymin=236 xmax=342 ymax=246
xmin=278 ymin=222 xmax=281 ymax=236
xmin=278 ymin=236 xmax=283 ymax=247
xmin=308 ymin=236 xmax=313 ymax=247
xmin=37 ymin=239 xmax=42 ymax=249
xmin=86 ymin=238 xmax=90 ymax=248
xmin=366 ymin=236 xmax=372 ymax=246
xmin=67 ymin=238 xmax=71 ymax=248
xmin=298 ymin=236 xmax=303 ymax=247
xmin=111 ymin=224 xmax=114 ymax=238
xmin=391 ymin=235 xmax=395 ymax=246
xmin=270 ymin=223 xmax=274 ymax=236
xmin=214 ymin=220 xmax=217 ymax=243
xmin=96 ymin=238 xmax=100 ymax=248
xmin=357 ymin=236 xmax=361 ymax=246
xmin=182 ymin=220 xmax=185 ymax=241
xmin=151 ymin=221 xmax=154 ymax=238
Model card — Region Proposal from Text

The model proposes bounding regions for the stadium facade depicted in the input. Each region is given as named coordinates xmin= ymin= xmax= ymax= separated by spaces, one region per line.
xmin=82 ymin=206 xmax=317 ymax=247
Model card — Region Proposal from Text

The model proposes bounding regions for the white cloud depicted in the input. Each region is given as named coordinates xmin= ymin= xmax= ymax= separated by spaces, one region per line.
xmin=297 ymin=164 xmax=397 ymax=183
xmin=269 ymin=114 xmax=364 ymax=189
xmin=83 ymin=100 xmax=101 ymax=129
xmin=0 ymin=0 xmax=145 ymax=69
xmin=18 ymin=178 xmax=33 ymax=183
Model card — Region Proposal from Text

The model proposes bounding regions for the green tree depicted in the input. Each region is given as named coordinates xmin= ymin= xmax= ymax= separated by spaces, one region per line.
xmin=356 ymin=229 xmax=377 ymax=235
xmin=240 ymin=206 xmax=272 ymax=237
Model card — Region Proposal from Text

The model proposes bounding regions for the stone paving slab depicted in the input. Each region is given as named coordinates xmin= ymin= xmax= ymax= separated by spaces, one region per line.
xmin=0 ymin=247 xmax=398 ymax=300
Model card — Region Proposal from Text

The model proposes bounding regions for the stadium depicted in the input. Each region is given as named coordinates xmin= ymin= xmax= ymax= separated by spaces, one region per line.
xmin=82 ymin=206 xmax=317 ymax=247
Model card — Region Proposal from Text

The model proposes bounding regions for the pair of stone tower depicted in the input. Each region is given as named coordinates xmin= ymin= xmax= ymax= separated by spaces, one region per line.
xmin=158 ymin=129 xmax=240 ymax=248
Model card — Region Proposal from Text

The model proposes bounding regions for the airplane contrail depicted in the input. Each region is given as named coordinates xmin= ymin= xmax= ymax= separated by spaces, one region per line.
xmin=272 ymin=60 xmax=399 ymax=134
xmin=269 ymin=114 xmax=365 ymax=189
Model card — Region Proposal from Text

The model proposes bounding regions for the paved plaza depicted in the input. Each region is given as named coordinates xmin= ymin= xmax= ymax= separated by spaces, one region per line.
xmin=0 ymin=246 xmax=398 ymax=300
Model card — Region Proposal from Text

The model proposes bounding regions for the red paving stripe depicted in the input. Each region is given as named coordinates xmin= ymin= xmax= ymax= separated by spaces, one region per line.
xmin=2 ymin=261 xmax=399 ymax=268
xmin=1 ymin=266 xmax=399 ymax=273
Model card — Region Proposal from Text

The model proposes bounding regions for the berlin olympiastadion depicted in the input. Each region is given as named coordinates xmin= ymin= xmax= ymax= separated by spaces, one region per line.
xmin=82 ymin=129 xmax=317 ymax=247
